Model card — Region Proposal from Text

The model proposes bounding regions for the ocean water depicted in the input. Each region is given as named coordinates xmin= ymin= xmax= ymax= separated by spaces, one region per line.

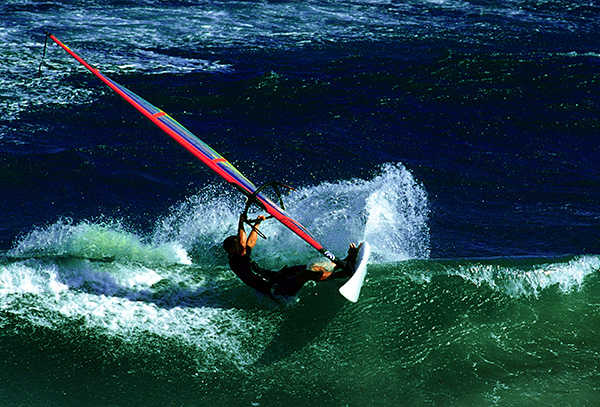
xmin=1 ymin=0 xmax=599 ymax=406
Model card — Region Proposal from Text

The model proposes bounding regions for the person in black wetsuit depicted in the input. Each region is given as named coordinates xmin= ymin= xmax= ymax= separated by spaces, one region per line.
xmin=223 ymin=213 xmax=358 ymax=298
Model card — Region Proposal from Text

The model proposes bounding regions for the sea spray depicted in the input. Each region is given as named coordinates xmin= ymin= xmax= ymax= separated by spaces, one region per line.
xmin=151 ymin=186 xmax=241 ymax=267
xmin=10 ymin=218 xmax=190 ymax=266
xmin=282 ymin=163 xmax=430 ymax=263
xmin=363 ymin=163 xmax=430 ymax=262
xmin=152 ymin=163 xmax=430 ymax=268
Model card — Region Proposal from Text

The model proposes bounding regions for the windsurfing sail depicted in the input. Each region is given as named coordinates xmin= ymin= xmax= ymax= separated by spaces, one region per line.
xmin=44 ymin=32 xmax=339 ymax=263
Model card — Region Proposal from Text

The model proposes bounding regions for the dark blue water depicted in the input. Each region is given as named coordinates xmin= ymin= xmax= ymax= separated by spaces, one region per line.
xmin=1 ymin=1 xmax=599 ymax=406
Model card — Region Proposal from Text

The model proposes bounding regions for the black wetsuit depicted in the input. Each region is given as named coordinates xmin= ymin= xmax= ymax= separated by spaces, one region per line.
xmin=228 ymin=247 xmax=306 ymax=297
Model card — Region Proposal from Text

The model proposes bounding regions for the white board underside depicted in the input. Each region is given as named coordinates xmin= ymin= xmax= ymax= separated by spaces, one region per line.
xmin=339 ymin=242 xmax=370 ymax=302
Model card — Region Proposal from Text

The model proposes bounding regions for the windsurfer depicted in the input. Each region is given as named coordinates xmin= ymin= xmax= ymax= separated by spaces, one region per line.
xmin=45 ymin=33 xmax=368 ymax=300
xmin=223 ymin=213 xmax=359 ymax=298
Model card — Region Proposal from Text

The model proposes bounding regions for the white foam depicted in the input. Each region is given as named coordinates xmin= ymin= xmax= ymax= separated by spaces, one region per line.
xmin=0 ymin=262 xmax=68 ymax=298
xmin=454 ymin=256 xmax=600 ymax=297
xmin=0 ymin=252 xmax=271 ymax=369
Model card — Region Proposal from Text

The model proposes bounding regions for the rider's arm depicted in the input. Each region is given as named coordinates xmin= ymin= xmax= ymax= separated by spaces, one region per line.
xmin=245 ymin=215 xmax=265 ymax=251
xmin=236 ymin=214 xmax=248 ymax=255
xmin=236 ymin=214 xmax=265 ymax=255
